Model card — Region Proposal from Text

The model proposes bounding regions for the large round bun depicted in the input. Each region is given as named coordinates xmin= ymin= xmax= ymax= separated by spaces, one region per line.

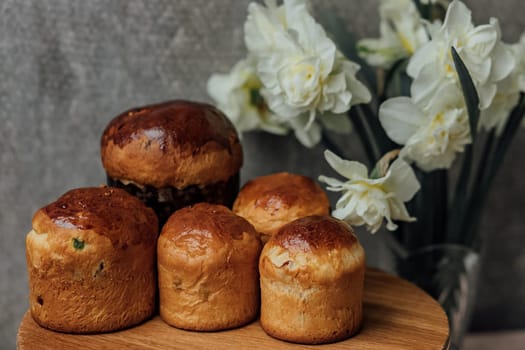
xmin=26 ymin=187 xmax=158 ymax=333
xmin=157 ymin=203 xmax=262 ymax=331
xmin=101 ymin=100 xmax=243 ymax=189
xmin=259 ymin=215 xmax=365 ymax=344
xmin=233 ymin=172 xmax=330 ymax=242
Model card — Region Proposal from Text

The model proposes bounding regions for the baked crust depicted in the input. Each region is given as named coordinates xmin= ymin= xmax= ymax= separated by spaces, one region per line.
xmin=233 ymin=172 xmax=330 ymax=242
xmin=26 ymin=187 xmax=158 ymax=333
xmin=100 ymin=100 xmax=243 ymax=188
xmin=158 ymin=203 xmax=262 ymax=331
xmin=259 ymin=216 xmax=365 ymax=344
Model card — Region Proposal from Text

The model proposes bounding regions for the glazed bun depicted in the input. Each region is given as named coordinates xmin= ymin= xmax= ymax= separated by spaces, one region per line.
xmin=259 ymin=215 xmax=365 ymax=344
xmin=101 ymin=100 xmax=243 ymax=224
xmin=26 ymin=187 xmax=158 ymax=333
xmin=157 ymin=203 xmax=262 ymax=331
xmin=233 ymin=172 xmax=330 ymax=242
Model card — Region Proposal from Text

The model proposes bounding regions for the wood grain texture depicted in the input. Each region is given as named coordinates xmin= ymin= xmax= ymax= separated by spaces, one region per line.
xmin=17 ymin=269 xmax=449 ymax=350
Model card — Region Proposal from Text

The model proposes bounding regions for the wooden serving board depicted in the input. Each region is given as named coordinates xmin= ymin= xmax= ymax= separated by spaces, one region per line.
xmin=17 ymin=268 xmax=449 ymax=350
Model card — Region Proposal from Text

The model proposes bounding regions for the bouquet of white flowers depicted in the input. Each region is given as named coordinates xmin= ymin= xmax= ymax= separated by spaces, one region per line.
xmin=207 ymin=0 xmax=525 ymax=345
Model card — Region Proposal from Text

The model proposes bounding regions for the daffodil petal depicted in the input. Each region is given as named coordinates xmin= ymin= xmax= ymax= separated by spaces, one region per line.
xmin=324 ymin=150 xmax=368 ymax=179
xmin=379 ymin=97 xmax=422 ymax=144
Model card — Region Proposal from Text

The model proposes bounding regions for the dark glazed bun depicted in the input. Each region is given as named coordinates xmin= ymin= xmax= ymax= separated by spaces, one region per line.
xmin=100 ymin=100 xmax=243 ymax=188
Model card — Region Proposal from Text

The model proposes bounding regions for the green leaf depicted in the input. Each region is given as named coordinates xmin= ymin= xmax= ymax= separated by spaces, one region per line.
xmin=451 ymin=47 xmax=480 ymax=140
xmin=485 ymin=94 xmax=525 ymax=187
xmin=448 ymin=48 xmax=481 ymax=244
xmin=411 ymin=0 xmax=431 ymax=20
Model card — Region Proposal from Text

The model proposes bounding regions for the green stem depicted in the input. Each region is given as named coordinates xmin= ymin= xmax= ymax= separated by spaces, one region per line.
xmin=482 ymin=96 xmax=525 ymax=190
xmin=348 ymin=108 xmax=377 ymax=167
xmin=357 ymin=103 xmax=397 ymax=156
xmin=433 ymin=170 xmax=448 ymax=245
xmin=380 ymin=59 xmax=407 ymax=103
xmin=448 ymin=145 xmax=473 ymax=244
xmin=459 ymin=131 xmax=495 ymax=245
xmin=320 ymin=130 xmax=347 ymax=159
xmin=462 ymin=95 xmax=525 ymax=246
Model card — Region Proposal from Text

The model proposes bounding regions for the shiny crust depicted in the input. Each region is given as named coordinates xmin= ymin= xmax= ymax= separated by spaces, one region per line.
xmin=26 ymin=187 xmax=158 ymax=333
xmin=32 ymin=187 xmax=158 ymax=247
xmin=157 ymin=203 xmax=262 ymax=331
xmin=101 ymin=100 xmax=243 ymax=188
xmin=259 ymin=215 xmax=365 ymax=344
xmin=232 ymin=172 xmax=330 ymax=241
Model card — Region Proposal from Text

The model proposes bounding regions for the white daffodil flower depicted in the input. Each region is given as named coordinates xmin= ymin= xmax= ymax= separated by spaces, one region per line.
xmin=512 ymin=33 xmax=525 ymax=92
xmin=244 ymin=0 xmax=370 ymax=147
xmin=511 ymin=33 xmax=525 ymax=128
xmin=479 ymin=73 xmax=520 ymax=133
xmin=407 ymin=0 xmax=515 ymax=111
xmin=319 ymin=150 xmax=420 ymax=233
xmin=207 ymin=57 xmax=288 ymax=136
xmin=420 ymin=0 xmax=450 ymax=6
xmin=357 ymin=0 xmax=429 ymax=69
xmin=286 ymin=111 xmax=353 ymax=148
xmin=479 ymin=38 xmax=525 ymax=132
xmin=379 ymin=82 xmax=471 ymax=171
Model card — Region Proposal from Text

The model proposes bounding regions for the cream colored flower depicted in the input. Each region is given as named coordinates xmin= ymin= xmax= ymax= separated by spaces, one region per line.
xmin=479 ymin=37 xmax=525 ymax=132
xmin=244 ymin=0 xmax=370 ymax=146
xmin=207 ymin=57 xmax=288 ymax=135
xmin=357 ymin=0 xmax=429 ymax=69
xmin=511 ymin=33 xmax=525 ymax=128
xmin=420 ymin=0 xmax=450 ymax=6
xmin=478 ymin=71 xmax=520 ymax=133
xmin=319 ymin=150 xmax=420 ymax=233
xmin=512 ymin=33 xmax=525 ymax=92
xmin=407 ymin=0 xmax=515 ymax=111
xmin=379 ymin=82 xmax=471 ymax=171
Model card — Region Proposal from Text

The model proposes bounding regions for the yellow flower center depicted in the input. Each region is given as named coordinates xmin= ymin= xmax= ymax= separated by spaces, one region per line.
xmin=353 ymin=180 xmax=385 ymax=197
xmin=243 ymin=76 xmax=268 ymax=116
xmin=398 ymin=33 xmax=414 ymax=54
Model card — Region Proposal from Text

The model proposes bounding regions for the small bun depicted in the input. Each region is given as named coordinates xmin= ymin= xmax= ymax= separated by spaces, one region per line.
xmin=26 ymin=187 xmax=158 ymax=333
xmin=233 ymin=172 xmax=330 ymax=242
xmin=259 ymin=215 xmax=365 ymax=344
xmin=101 ymin=100 xmax=242 ymax=189
xmin=158 ymin=203 xmax=262 ymax=331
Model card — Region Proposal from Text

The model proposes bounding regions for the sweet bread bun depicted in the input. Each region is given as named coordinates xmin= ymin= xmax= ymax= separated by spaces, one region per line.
xmin=158 ymin=203 xmax=262 ymax=331
xmin=233 ymin=172 xmax=330 ymax=242
xmin=26 ymin=187 xmax=158 ymax=333
xmin=101 ymin=100 xmax=243 ymax=224
xmin=259 ymin=215 xmax=365 ymax=344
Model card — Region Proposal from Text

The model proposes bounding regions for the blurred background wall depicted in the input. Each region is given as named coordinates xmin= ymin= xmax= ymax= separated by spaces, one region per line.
xmin=1 ymin=1 xmax=524 ymax=348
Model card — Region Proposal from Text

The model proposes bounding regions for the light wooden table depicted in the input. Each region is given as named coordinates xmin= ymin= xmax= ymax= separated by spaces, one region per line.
xmin=17 ymin=268 xmax=450 ymax=350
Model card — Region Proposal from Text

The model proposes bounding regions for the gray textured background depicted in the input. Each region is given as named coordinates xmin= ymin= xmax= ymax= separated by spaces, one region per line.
xmin=1 ymin=1 xmax=524 ymax=349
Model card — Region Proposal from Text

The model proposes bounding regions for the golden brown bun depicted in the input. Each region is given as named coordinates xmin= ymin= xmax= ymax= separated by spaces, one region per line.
xmin=158 ymin=203 xmax=262 ymax=331
xmin=100 ymin=100 xmax=243 ymax=188
xmin=233 ymin=172 xmax=330 ymax=242
xmin=259 ymin=215 xmax=365 ymax=344
xmin=26 ymin=187 xmax=158 ymax=333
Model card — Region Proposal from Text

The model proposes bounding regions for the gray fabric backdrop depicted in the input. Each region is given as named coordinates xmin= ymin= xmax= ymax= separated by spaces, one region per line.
xmin=1 ymin=1 xmax=524 ymax=348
